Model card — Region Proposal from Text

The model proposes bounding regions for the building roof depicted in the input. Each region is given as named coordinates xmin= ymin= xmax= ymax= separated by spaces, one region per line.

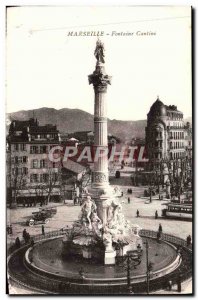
xmin=148 ymin=98 xmax=167 ymax=117
xmin=9 ymin=118 xmax=38 ymax=132
xmin=8 ymin=118 xmax=60 ymax=143
xmin=148 ymin=98 xmax=183 ymax=119
xmin=165 ymin=105 xmax=182 ymax=114
xmin=29 ymin=125 xmax=59 ymax=134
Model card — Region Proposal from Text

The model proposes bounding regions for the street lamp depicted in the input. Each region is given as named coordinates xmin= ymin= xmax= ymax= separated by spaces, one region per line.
xmin=116 ymin=249 xmax=142 ymax=294
xmin=144 ymin=239 xmax=154 ymax=294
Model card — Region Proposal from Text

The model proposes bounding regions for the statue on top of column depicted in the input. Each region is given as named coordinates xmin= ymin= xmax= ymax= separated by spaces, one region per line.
xmin=94 ymin=39 xmax=105 ymax=64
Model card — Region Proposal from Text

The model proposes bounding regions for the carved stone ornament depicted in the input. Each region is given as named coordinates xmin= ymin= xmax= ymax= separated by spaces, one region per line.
xmin=92 ymin=172 xmax=108 ymax=183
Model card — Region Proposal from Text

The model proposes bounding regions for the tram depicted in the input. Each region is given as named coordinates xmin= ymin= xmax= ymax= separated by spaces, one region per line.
xmin=162 ymin=203 xmax=192 ymax=220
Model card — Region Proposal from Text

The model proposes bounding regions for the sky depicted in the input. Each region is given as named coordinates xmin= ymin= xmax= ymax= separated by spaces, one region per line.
xmin=6 ymin=6 xmax=192 ymax=120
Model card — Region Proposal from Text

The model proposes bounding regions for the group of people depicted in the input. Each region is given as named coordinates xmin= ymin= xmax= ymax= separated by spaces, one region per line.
xmin=135 ymin=209 xmax=159 ymax=219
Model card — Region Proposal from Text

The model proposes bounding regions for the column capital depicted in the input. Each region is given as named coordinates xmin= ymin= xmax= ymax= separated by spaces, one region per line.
xmin=88 ymin=69 xmax=112 ymax=91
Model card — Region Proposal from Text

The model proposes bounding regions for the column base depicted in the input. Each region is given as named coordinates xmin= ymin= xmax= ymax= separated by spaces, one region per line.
xmin=104 ymin=250 xmax=116 ymax=265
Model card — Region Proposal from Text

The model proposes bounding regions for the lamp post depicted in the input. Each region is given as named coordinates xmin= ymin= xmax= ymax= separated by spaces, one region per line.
xmin=144 ymin=239 xmax=154 ymax=295
xmin=117 ymin=249 xmax=142 ymax=294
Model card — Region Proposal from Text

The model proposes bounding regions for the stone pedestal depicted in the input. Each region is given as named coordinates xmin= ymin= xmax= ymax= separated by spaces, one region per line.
xmin=104 ymin=250 xmax=116 ymax=265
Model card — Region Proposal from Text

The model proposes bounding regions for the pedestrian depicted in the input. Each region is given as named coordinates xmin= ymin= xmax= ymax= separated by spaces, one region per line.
xmin=15 ymin=237 xmax=21 ymax=249
xmin=30 ymin=238 xmax=34 ymax=247
xmin=121 ymin=191 xmax=124 ymax=197
xmin=157 ymin=231 xmax=161 ymax=243
xmin=128 ymin=197 xmax=130 ymax=204
xmin=155 ymin=210 xmax=158 ymax=219
xmin=79 ymin=268 xmax=85 ymax=283
xmin=177 ymin=274 xmax=182 ymax=292
xmin=42 ymin=225 xmax=45 ymax=235
xmin=10 ymin=225 xmax=13 ymax=234
xmin=158 ymin=223 xmax=162 ymax=234
xmin=186 ymin=234 xmax=191 ymax=246
xmin=26 ymin=232 xmax=30 ymax=243
xmin=22 ymin=228 xmax=27 ymax=240
xmin=136 ymin=209 xmax=139 ymax=218
xmin=167 ymin=280 xmax=172 ymax=291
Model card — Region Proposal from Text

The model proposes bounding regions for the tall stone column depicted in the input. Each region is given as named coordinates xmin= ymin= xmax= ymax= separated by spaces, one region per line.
xmin=88 ymin=41 xmax=116 ymax=265
xmin=90 ymin=67 xmax=111 ymax=189
xmin=88 ymin=41 xmax=112 ymax=224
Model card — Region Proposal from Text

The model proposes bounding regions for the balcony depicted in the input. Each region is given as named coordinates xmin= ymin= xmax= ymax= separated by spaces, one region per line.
xmin=168 ymin=126 xmax=185 ymax=130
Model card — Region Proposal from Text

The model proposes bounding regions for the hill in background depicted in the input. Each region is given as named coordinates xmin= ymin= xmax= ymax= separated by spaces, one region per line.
xmin=7 ymin=107 xmax=192 ymax=141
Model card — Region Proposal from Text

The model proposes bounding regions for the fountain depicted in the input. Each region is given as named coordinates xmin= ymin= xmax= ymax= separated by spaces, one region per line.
xmin=7 ymin=41 xmax=187 ymax=295
xmin=62 ymin=39 xmax=142 ymax=265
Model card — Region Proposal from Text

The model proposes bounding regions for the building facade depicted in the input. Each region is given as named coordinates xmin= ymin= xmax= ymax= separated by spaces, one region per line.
xmin=145 ymin=98 xmax=186 ymax=162
xmin=7 ymin=118 xmax=62 ymax=206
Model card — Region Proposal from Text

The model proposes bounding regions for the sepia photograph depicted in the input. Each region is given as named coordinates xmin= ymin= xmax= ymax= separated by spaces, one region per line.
xmin=6 ymin=6 xmax=193 ymax=295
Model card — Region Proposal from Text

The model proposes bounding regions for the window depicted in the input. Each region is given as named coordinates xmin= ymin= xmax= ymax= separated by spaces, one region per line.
xmin=40 ymin=146 xmax=47 ymax=154
xmin=30 ymin=146 xmax=39 ymax=154
xmin=18 ymin=157 xmax=23 ymax=163
xmin=21 ymin=144 xmax=26 ymax=151
xmin=18 ymin=168 xmax=23 ymax=175
xmin=22 ymin=167 xmax=28 ymax=175
xmin=14 ymin=144 xmax=19 ymax=151
xmin=40 ymin=159 xmax=47 ymax=168
xmin=14 ymin=156 xmax=18 ymax=164
xmin=23 ymin=156 xmax=27 ymax=163
xmin=40 ymin=134 xmax=47 ymax=139
xmin=40 ymin=173 xmax=49 ymax=183
xmin=30 ymin=174 xmax=39 ymax=183
xmin=31 ymin=159 xmax=38 ymax=169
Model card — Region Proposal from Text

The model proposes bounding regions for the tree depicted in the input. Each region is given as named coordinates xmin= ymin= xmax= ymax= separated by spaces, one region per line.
xmin=9 ymin=157 xmax=27 ymax=208
xmin=44 ymin=167 xmax=62 ymax=204
xmin=27 ymin=182 xmax=46 ymax=206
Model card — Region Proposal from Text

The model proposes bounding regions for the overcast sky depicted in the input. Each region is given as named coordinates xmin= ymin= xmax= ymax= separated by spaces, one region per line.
xmin=6 ymin=6 xmax=192 ymax=120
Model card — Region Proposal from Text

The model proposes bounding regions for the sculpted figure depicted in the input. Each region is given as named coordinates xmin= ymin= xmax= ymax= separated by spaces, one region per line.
xmin=81 ymin=195 xmax=96 ymax=229
xmin=94 ymin=39 xmax=105 ymax=63
xmin=91 ymin=212 xmax=102 ymax=237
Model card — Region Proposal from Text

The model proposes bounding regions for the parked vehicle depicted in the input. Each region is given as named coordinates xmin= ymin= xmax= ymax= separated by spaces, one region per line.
xmin=39 ymin=206 xmax=57 ymax=215
xmin=26 ymin=206 xmax=57 ymax=226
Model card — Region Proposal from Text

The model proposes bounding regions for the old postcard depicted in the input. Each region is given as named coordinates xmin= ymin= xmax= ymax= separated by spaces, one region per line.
xmin=6 ymin=6 xmax=192 ymax=295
